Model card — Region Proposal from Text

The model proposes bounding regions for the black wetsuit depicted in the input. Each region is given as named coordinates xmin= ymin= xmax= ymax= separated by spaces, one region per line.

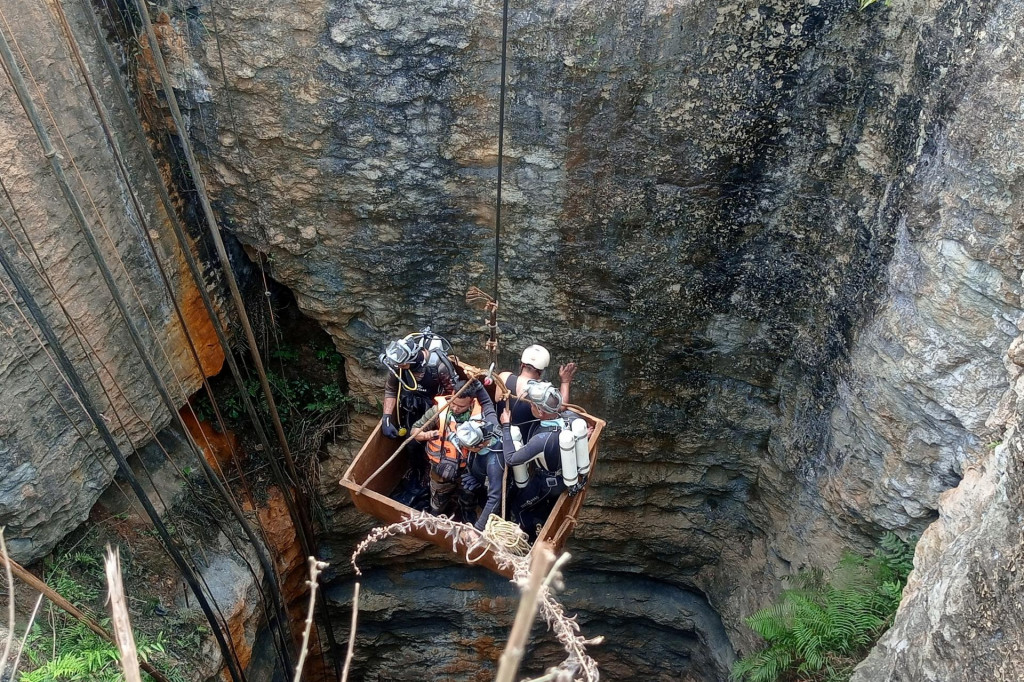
xmin=499 ymin=373 xmax=540 ymax=439
xmin=464 ymin=436 xmax=505 ymax=531
xmin=384 ymin=350 xmax=458 ymax=430
xmin=500 ymin=410 xmax=581 ymax=539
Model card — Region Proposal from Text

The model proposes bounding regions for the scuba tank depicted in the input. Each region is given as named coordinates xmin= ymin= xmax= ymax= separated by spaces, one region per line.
xmin=571 ymin=418 xmax=590 ymax=477
xmin=510 ymin=425 xmax=530 ymax=489
xmin=559 ymin=429 xmax=578 ymax=487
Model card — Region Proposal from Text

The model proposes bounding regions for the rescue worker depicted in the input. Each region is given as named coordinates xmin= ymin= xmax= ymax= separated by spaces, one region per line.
xmin=426 ymin=420 xmax=501 ymax=527
xmin=379 ymin=330 xmax=457 ymax=439
xmin=498 ymin=345 xmax=577 ymax=438
xmin=463 ymin=423 xmax=504 ymax=531
xmin=412 ymin=380 xmax=501 ymax=529
xmin=500 ymin=381 xmax=593 ymax=540
xmin=409 ymin=378 xmax=497 ymax=442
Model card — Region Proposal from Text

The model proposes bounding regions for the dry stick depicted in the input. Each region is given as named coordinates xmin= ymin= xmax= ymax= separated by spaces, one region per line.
xmin=495 ymin=541 xmax=557 ymax=682
xmin=340 ymin=582 xmax=360 ymax=682
xmin=294 ymin=558 xmax=328 ymax=682
xmin=2 ymin=554 xmax=172 ymax=682
xmin=0 ymin=528 xmax=15 ymax=682
xmin=358 ymin=375 xmax=480 ymax=493
xmin=9 ymin=593 xmax=44 ymax=680
xmin=104 ymin=546 xmax=143 ymax=682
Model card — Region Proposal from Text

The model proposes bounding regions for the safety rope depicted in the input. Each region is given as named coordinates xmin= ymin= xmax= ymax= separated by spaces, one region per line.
xmin=127 ymin=0 xmax=342 ymax=667
xmin=481 ymin=0 xmax=509 ymax=366
xmin=1 ymin=201 xmax=285 ymax=679
xmin=81 ymin=2 xmax=320 ymax=671
xmin=80 ymin=0 xmax=303 ymax=614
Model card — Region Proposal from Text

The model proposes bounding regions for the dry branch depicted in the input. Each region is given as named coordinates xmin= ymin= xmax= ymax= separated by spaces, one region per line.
xmin=9 ymin=594 xmax=43 ymax=679
xmin=104 ymin=545 xmax=142 ymax=682
xmin=496 ymin=542 xmax=556 ymax=682
xmin=294 ymin=557 xmax=329 ymax=682
xmin=340 ymin=582 xmax=360 ymax=682
xmin=0 ymin=528 xmax=15 ymax=682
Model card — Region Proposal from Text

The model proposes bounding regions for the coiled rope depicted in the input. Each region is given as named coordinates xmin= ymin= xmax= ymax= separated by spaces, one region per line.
xmin=484 ymin=513 xmax=530 ymax=556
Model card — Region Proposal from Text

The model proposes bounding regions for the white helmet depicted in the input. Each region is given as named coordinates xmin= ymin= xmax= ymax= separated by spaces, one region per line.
xmin=523 ymin=380 xmax=562 ymax=413
xmin=520 ymin=344 xmax=550 ymax=371
xmin=452 ymin=420 xmax=485 ymax=450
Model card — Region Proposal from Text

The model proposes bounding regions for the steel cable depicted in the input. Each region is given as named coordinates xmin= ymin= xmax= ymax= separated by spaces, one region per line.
xmin=43 ymin=0 xmax=295 ymax=668
xmin=126 ymin=0 xmax=342 ymax=670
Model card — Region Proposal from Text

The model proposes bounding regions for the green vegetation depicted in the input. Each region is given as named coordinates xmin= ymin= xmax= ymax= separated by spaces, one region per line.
xmin=731 ymin=533 xmax=915 ymax=682
xmin=19 ymin=551 xmax=191 ymax=682
xmin=193 ymin=343 xmax=349 ymax=427
xmin=21 ymin=622 xmax=170 ymax=682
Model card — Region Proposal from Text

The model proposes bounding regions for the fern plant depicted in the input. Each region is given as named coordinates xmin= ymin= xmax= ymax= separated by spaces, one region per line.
xmin=20 ymin=550 xmax=181 ymax=682
xmin=20 ymin=621 xmax=167 ymax=682
xmin=731 ymin=533 xmax=916 ymax=682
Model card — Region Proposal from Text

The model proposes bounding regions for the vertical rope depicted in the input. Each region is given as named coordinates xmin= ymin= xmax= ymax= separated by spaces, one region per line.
xmin=46 ymin=1 xmax=294 ymax=668
xmin=128 ymin=0 xmax=342 ymax=669
xmin=491 ymin=0 xmax=511 ymax=365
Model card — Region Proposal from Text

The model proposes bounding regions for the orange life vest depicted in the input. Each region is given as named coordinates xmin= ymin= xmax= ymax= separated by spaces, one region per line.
xmin=426 ymin=436 xmax=468 ymax=468
xmin=426 ymin=396 xmax=481 ymax=467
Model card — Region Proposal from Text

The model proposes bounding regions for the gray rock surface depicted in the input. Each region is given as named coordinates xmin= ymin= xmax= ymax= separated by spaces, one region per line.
xmin=0 ymin=0 xmax=218 ymax=561
xmin=850 ymin=305 xmax=1024 ymax=680
xmin=2 ymin=0 xmax=1023 ymax=678
xmin=151 ymin=0 xmax=1024 ymax=671
xmin=850 ymin=430 xmax=1024 ymax=681
xmin=845 ymin=7 xmax=1024 ymax=666
xmin=327 ymin=564 xmax=735 ymax=681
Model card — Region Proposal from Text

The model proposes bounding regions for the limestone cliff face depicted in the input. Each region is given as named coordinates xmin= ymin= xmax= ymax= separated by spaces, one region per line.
xmin=1 ymin=0 xmax=1022 ymax=678
xmin=0 ymin=0 xmax=221 ymax=561
xmin=150 ymin=0 xmax=1024 ymax=670
xmin=843 ymin=7 xmax=1024 ymax=668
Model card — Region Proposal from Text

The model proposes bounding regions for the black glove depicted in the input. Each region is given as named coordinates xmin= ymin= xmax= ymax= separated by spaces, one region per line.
xmin=567 ymin=474 xmax=589 ymax=497
xmin=434 ymin=460 xmax=458 ymax=483
xmin=461 ymin=471 xmax=481 ymax=493
xmin=381 ymin=414 xmax=399 ymax=439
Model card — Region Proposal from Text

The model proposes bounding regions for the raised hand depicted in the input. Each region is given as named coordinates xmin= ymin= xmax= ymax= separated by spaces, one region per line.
xmin=559 ymin=362 xmax=578 ymax=384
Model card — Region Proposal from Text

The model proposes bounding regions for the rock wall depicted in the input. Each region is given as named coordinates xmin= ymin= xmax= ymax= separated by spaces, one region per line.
xmin=148 ymin=0 xmax=1024 ymax=672
xmin=846 ymin=3 xmax=1024 ymax=673
xmin=1 ymin=0 xmax=1022 ymax=677
xmin=0 ymin=0 xmax=223 ymax=561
